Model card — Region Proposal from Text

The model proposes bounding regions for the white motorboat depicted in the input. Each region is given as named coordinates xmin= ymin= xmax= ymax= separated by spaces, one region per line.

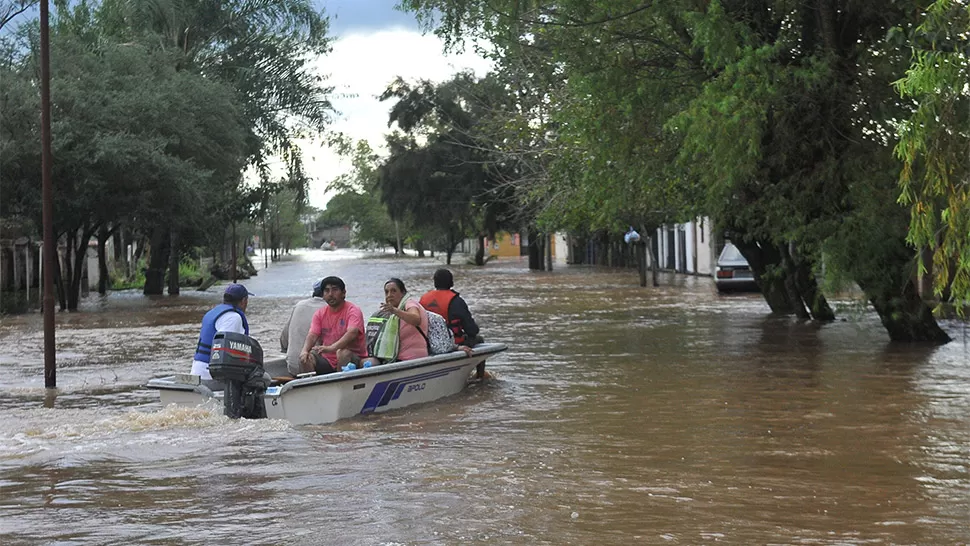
xmin=147 ymin=343 xmax=507 ymax=425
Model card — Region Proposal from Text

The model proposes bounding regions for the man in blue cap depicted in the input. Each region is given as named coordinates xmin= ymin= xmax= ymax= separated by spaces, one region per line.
xmin=279 ymin=278 xmax=327 ymax=375
xmin=190 ymin=283 xmax=254 ymax=380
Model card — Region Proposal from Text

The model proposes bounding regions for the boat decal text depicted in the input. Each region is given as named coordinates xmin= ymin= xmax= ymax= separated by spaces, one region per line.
xmin=360 ymin=365 xmax=466 ymax=413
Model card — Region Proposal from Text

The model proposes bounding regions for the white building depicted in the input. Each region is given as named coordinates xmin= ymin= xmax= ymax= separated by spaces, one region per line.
xmin=653 ymin=218 xmax=716 ymax=276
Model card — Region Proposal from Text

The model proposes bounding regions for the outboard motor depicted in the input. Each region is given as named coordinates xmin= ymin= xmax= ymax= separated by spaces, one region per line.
xmin=208 ymin=331 xmax=270 ymax=419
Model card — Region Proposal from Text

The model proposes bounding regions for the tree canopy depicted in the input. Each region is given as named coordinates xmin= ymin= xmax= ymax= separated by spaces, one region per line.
xmin=895 ymin=0 xmax=970 ymax=309
xmin=393 ymin=0 xmax=955 ymax=342
xmin=0 ymin=0 xmax=334 ymax=305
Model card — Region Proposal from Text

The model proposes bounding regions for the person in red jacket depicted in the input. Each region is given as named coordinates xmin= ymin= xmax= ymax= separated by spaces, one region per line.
xmin=419 ymin=268 xmax=483 ymax=347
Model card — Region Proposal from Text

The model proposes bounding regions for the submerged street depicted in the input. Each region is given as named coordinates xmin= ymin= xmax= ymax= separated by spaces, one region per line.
xmin=0 ymin=250 xmax=968 ymax=544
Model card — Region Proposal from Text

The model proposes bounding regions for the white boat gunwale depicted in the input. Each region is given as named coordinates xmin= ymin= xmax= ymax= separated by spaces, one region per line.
xmin=278 ymin=342 xmax=506 ymax=393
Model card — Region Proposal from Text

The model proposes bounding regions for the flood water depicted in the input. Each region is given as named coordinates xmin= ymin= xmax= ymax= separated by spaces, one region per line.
xmin=0 ymin=249 xmax=968 ymax=545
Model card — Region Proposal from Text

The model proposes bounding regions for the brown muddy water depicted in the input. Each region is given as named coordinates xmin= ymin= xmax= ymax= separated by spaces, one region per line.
xmin=0 ymin=249 xmax=968 ymax=545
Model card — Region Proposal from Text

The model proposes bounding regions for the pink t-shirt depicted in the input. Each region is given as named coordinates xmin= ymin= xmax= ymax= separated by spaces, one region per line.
xmin=397 ymin=299 xmax=429 ymax=361
xmin=309 ymin=301 xmax=366 ymax=365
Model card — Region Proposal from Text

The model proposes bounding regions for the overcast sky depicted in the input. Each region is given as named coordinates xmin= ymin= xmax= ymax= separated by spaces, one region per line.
xmin=299 ymin=0 xmax=493 ymax=209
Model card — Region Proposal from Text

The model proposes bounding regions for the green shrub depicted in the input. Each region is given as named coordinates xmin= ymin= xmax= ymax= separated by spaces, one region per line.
xmin=178 ymin=259 xmax=205 ymax=287
xmin=110 ymin=259 xmax=146 ymax=290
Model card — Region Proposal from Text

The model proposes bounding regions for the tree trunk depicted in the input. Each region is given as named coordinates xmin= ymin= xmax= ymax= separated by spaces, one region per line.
xmin=545 ymin=233 xmax=553 ymax=271
xmin=144 ymin=226 xmax=169 ymax=296
xmin=647 ymin=235 xmax=659 ymax=287
xmin=231 ymin=222 xmax=237 ymax=283
xmin=536 ymin=235 xmax=546 ymax=271
xmin=53 ymin=243 xmax=66 ymax=311
xmin=262 ymin=218 xmax=269 ymax=269
xmin=65 ymin=225 xmax=97 ymax=311
xmin=637 ymin=241 xmax=647 ymax=287
xmin=527 ymin=227 xmax=542 ymax=270
xmin=168 ymin=229 xmax=180 ymax=296
xmin=779 ymin=244 xmax=811 ymax=319
xmin=445 ymin=231 xmax=455 ymax=265
xmin=118 ymin=228 xmax=130 ymax=279
xmin=113 ymin=228 xmax=123 ymax=261
xmin=132 ymin=233 xmax=146 ymax=273
xmin=64 ymin=230 xmax=76 ymax=310
xmin=794 ymin=257 xmax=835 ymax=321
xmin=69 ymin=232 xmax=86 ymax=311
xmin=851 ymin=236 xmax=950 ymax=343
xmin=862 ymin=278 xmax=950 ymax=343
xmin=97 ymin=225 xmax=109 ymax=295
xmin=475 ymin=235 xmax=486 ymax=266
xmin=733 ymin=239 xmax=794 ymax=314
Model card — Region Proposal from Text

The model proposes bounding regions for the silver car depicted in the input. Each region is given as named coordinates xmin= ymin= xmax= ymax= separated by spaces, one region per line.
xmin=714 ymin=242 xmax=759 ymax=293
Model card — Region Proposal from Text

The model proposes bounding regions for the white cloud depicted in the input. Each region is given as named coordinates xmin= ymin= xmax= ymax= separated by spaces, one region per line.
xmin=299 ymin=28 xmax=494 ymax=209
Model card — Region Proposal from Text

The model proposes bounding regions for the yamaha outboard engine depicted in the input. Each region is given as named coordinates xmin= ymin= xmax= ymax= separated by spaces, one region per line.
xmin=208 ymin=332 xmax=270 ymax=419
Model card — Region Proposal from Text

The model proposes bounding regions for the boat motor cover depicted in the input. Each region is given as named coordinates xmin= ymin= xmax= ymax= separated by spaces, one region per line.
xmin=208 ymin=331 xmax=265 ymax=383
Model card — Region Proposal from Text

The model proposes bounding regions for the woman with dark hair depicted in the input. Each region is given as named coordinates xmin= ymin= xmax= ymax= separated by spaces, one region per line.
xmin=367 ymin=278 xmax=429 ymax=363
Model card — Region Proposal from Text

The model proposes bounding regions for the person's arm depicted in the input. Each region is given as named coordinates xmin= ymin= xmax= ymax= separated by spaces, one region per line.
xmin=381 ymin=300 xmax=422 ymax=327
xmin=299 ymin=310 xmax=324 ymax=371
xmin=280 ymin=311 xmax=293 ymax=351
xmin=300 ymin=330 xmax=320 ymax=355
xmin=450 ymin=297 xmax=479 ymax=339
xmin=298 ymin=331 xmax=320 ymax=372
xmin=320 ymin=327 xmax=359 ymax=353
xmin=215 ymin=312 xmax=245 ymax=334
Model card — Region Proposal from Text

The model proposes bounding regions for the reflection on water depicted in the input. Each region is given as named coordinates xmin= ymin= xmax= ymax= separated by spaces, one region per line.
xmin=0 ymin=249 xmax=968 ymax=544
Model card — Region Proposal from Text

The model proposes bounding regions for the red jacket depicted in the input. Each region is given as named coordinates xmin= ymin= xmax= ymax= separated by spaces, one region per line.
xmin=420 ymin=289 xmax=477 ymax=344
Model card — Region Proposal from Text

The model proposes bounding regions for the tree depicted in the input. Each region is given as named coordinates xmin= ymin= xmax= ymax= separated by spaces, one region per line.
xmin=379 ymin=72 xmax=518 ymax=265
xmin=0 ymin=0 xmax=36 ymax=31
xmin=323 ymin=141 xmax=403 ymax=252
xmin=399 ymin=0 xmax=950 ymax=342
xmin=0 ymin=26 xmax=251 ymax=309
xmin=895 ymin=0 xmax=970 ymax=309
xmin=93 ymin=0 xmax=334 ymax=294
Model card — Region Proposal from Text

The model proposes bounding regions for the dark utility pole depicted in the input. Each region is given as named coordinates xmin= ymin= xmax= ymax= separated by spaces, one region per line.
xmin=40 ymin=0 xmax=57 ymax=388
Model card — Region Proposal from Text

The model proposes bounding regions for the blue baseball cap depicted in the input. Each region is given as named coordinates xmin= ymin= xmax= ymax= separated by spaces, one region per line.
xmin=225 ymin=283 xmax=254 ymax=300
xmin=312 ymin=279 xmax=324 ymax=297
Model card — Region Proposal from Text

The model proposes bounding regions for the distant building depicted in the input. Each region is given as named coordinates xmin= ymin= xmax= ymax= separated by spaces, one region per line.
xmin=483 ymin=232 xmax=563 ymax=260
xmin=308 ymin=225 xmax=352 ymax=248
xmin=653 ymin=218 xmax=715 ymax=276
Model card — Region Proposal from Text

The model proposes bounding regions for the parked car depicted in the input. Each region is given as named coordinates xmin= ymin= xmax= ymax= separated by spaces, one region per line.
xmin=714 ymin=242 xmax=760 ymax=293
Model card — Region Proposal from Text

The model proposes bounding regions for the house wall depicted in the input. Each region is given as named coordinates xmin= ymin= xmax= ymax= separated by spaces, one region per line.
xmin=486 ymin=232 xmax=522 ymax=258
xmin=486 ymin=232 xmax=558 ymax=258
xmin=554 ymin=233 xmax=568 ymax=262
xmin=310 ymin=225 xmax=351 ymax=248
xmin=654 ymin=217 xmax=714 ymax=276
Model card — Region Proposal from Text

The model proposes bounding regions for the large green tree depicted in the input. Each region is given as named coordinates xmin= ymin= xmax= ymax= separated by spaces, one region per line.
xmin=321 ymin=141 xmax=403 ymax=252
xmin=379 ymin=72 xmax=517 ymax=264
xmin=0 ymin=27 xmax=250 ymax=309
xmin=399 ymin=0 xmax=950 ymax=342
xmin=93 ymin=0 xmax=334 ymax=294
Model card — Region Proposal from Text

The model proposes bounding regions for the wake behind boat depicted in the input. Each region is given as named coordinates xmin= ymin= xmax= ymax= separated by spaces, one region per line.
xmin=148 ymin=337 xmax=507 ymax=425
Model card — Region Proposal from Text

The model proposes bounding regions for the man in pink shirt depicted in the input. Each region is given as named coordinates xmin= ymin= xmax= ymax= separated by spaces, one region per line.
xmin=298 ymin=276 xmax=367 ymax=374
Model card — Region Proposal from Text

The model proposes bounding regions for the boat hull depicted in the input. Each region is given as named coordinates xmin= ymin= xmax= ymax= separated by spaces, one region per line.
xmin=148 ymin=343 xmax=506 ymax=425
